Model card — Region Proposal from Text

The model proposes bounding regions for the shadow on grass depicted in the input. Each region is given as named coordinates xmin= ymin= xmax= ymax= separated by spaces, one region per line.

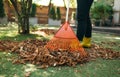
xmin=0 ymin=34 xmax=49 ymax=41
xmin=0 ymin=52 xmax=24 ymax=77
xmin=30 ymin=59 xmax=120 ymax=77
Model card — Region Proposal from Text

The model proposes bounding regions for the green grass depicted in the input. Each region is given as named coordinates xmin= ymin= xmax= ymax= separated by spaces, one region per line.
xmin=92 ymin=32 xmax=120 ymax=51
xmin=0 ymin=25 xmax=120 ymax=77
xmin=0 ymin=25 xmax=49 ymax=41
xmin=0 ymin=52 xmax=119 ymax=77
xmin=30 ymin=59 xmax=120 ymax=77
xmin=0 ymin=52 xmax=25 ymax=77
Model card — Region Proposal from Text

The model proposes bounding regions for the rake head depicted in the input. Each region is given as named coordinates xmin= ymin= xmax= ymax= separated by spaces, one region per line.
xmin=45 ymin=22 xmax=87 ymax=56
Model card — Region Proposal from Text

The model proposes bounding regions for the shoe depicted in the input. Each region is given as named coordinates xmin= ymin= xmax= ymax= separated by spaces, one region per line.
xmin=81 ymin=37 xmax=91 ymax=48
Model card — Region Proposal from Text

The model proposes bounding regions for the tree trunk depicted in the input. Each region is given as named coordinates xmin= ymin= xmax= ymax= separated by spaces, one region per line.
xmin=10 ymin=0 xmax=32 ymax=34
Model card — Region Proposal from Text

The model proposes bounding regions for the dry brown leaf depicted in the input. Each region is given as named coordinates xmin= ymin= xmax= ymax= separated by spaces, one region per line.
xmin=25 ymin=72 xmax=31 ymax=77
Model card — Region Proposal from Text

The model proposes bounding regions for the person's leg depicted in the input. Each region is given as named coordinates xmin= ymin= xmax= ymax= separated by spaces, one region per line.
xmin=76 ymin=0 xmax=90 ymax=41
xmin=82 ymin=16 xmax=92 ymax=47
xmin=82 ymin=0 xmax=94 ymax=47
xmin=85 ymin=15 xmax=92 ymax=38
xmin=85 ymin=0 xmax=93 ymax=38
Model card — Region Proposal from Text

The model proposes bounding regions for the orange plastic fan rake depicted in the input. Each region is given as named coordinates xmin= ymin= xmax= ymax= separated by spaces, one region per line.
xmin=45 ymin=0 xmax=87 ymax=56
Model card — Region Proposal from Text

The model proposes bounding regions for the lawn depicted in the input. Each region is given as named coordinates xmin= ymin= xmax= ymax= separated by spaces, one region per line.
xmin=0 ymin=24 xmax=120 ymax=77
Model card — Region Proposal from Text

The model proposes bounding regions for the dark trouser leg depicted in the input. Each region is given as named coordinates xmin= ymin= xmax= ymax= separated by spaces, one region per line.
xmin=85 ymin=16 xmax=92 ymax=38
xmin=76 ymin=0 xmax=93 ymax=41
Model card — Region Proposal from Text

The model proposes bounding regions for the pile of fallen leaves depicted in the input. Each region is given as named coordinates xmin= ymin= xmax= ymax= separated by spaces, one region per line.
xmin=0 ymin=39 xmax=89 ymax=68
xmin=0 ymin=40 xmax=18 ymax=51
xmin=11 ymin=39 xmax=89 ymax=68
xmin=0 ymin=39 xmax=120 ymax=68
xmin=88 ymin=44 xmax=120 ymax=60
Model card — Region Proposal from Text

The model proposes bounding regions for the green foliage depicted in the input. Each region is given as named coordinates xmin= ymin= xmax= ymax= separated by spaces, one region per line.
xmin=70 ymin=0 xmax=76 ymax=8
xmin=71 ymin=12 xmax=76 ymax=20
xmin=56 ymin=7 xmax=61 ymax=20
xmin=91 ymin=1 xmax=113 ymax=20
xmin=0 ymin=0 xmax=5 ymax=18
xmin=91 ymin=1 xmax=113 ymax=26
xmin=49 ymin=6 xmax=61 ymax=20
xmin=30 ymin=4 xmax=36 ymax=17
xmin=49 ymin=6 xmax=56 ymax=20
xmin=30 ymin=25 xmax=39 ymax=31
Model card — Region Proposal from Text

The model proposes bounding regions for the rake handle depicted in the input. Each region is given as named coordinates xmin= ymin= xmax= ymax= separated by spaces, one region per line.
xmin=65 ymin=0 xmax=70 ymax=22
xmin=64 ymin=0 xmax=70 ymax=30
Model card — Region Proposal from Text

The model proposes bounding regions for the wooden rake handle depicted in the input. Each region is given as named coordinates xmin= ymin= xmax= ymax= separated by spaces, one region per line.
xmin=64 ymin=0 xmax=70 ymax=30
xmin=65 ymin=0 xmax=70 ymax=22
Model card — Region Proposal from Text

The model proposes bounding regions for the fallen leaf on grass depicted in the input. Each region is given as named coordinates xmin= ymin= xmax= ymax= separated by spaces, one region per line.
xmin=25 ymin=72 xmax=31 ymax=77
xmin=40 ymin=29 xmax=57 ymax=35
xmin=89 ymin=44 xmax=120 ymax=59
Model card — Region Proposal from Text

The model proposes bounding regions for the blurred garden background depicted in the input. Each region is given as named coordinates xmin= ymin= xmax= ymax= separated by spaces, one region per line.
xmin=1 ymin=0 xmax=120 ymax=28
xmin=0 ymin=0 xmax=120 ymax=77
